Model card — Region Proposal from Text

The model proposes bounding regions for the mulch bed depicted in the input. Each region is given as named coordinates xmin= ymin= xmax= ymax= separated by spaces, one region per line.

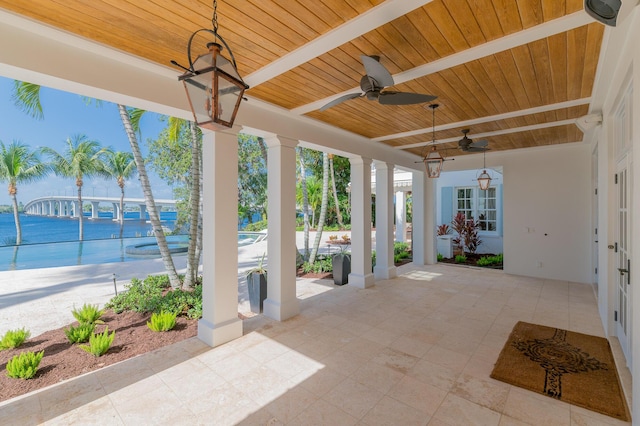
xmin=0 ymin=310 xmax=197 ymax=403
xmin=438 ymin=253 xmax=503 ymax=269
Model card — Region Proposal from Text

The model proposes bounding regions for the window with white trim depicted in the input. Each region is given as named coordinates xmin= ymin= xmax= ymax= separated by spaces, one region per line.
xmin=455 ymin=186 xmax=497 ymax=232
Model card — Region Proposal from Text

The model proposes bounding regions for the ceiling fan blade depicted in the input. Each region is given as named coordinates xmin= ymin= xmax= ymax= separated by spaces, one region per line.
xmin=378 ymin=91 xmax=437 ymax=105
xmin=470 ymin=139 xmax=488 ymax=148
xmin=319 ymin=93 xmax=362 ymax=111
xmin=361 ymin=55 xmax=394 ymax=88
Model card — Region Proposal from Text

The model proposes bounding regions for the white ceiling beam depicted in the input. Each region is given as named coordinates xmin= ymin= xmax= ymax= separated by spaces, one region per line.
xmin=398 ymin=119 xmax=579 ymax=150
xmin=292 ymin=11 xmax=593 ymax=115
xmin=376 ymin=98 xmax=590 ymax=142
xmin=243 ymin=0 xmax=433 ymax=88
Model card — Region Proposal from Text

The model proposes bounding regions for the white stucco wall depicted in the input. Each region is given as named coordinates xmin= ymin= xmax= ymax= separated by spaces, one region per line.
xmin=444 ymin=143 xmax=592 ymax=283
xmin=502 ymin=145 xmax=592 ymax=282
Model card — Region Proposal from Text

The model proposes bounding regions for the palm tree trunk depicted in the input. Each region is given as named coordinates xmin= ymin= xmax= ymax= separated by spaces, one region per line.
xmin=119 ymin=185 xmax=125 ymax=239
xmin=77 ymin=184 xmax=84 ymax=240
xmin=329 ymin=154 xmax=344 ymax=228
xmin=117 ymin=104 xmax=181 ymax=289
xmin=297 ymin=148 xmax=310 ymax=259
xmin=10 ymin=190 xmax=22 ymax=245
xmin=309 ymin=152 xmax=329 ymax=265
xmin=183 ymin=122 xmax=201 ymax=289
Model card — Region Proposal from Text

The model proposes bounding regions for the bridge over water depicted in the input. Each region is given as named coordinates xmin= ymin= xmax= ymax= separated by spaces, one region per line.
xmin=23 ymin=196 xmax=177 ymax=220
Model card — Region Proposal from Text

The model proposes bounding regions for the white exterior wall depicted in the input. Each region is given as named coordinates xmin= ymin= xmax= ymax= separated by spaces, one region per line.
xmin=443 ymin=144 xmax=592 ymax=283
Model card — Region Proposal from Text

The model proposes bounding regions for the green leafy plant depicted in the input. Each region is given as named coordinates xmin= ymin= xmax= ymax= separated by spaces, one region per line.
xmin=245 ymin=253 xmax=267 ymax=279
xmin=477 ymin=253 xmax=503 ymax=267
xmin=0 ymin=328 xmax=30 ymax=350
xmin=5 ymin=351 xmax=44 ymax=379
xmin=301 ymin=256 xmax=333 ymax=274
xmin=454 ymin=254 xmax=467 ymax=263
xmin=147 ymin=311 xmax=177 ymax=332
xmin=80 ymin=328 xmax=115 ymax=357
xmin=105 ymin=274 xmax=202 ymax=319
xmin=64 ymin=323 xmax=95 ymax=344
xmin=437 ymin=253 xmax=444 ymax=261
xmin=72 ymin=304 xmax=105 ymax=325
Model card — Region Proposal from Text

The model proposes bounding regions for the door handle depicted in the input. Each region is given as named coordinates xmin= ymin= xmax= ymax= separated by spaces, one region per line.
xmin=618 ymin=259 xmax=631 ymax=284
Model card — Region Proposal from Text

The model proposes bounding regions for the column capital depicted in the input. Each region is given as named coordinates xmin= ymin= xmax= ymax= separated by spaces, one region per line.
xmin=373 ymin=160 xmax=394 ymax=171
xmin=350 ymin=156 xmax=372 ymax=167
xmin=263 ymin=135 xmax=299 ymax=149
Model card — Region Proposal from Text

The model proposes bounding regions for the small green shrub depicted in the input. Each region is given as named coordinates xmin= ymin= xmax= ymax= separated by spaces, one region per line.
xmin=437 ymin=253 xmax=444 ymax=262
xmin=454 ymin=254 xmax=467 ymax=263
xmin=105 ymin=274 xmax=203 ymax=319
xmin=80 ymin=328 xmax=115 ymax=357
xmin=64 ymin=323 xmax=95 ymax=344
xmin=393 ymin=242 xmax=410 ymax=255
xmin=301 ymin=256 xmax=333 ymax=274
xmin=476 ymin=253 xmax=504 ymax=267
xmin=147 ymin=311 xmax=177 ymax=332
xmin=72 ymin=304 xmax=105 ymax=325
xmin=244 ymin=219 xmax=267 ymax=232
xmin=0 ymin=328 xmax=30 ymax=350
xmin=5 ymin=351 xmax=44 ymax=379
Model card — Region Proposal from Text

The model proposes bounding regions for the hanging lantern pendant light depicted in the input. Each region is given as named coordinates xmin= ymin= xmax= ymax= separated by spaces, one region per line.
xmin=424 ymin=104 xmax=444 ymax=178
xmin=477 ymin=148 xmax=492 ymax=190
xmin=173 ymin=0 xmax=249 ymax=131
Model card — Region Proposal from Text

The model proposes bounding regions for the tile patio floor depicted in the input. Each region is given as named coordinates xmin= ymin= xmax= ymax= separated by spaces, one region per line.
xmin=0 ymin=263 xmax=632 ymax=425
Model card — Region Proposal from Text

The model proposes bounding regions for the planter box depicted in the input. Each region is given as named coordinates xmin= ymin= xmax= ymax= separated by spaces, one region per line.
xmin=332 ymin=254 xmax=351 ymax=286
xmin=248 ymin=272 xmax=267 ymax=313
xmin=437 ymin=235 xmax=453 ymax=258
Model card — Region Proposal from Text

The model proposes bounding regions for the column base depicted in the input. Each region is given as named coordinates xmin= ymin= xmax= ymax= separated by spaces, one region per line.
xmin=374 ymin=265 xmax=397 ymax=280
xmin=348 ymin=273 xmax=375 ymax=288
xmin=197 ymin=317 xmax=243 ymax=348
xmin=263 ymin=297 xmax=300 ymax=321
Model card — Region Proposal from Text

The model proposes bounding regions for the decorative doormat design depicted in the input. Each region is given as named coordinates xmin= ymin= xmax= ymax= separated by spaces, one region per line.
xmin=491 ymin=321 xmax=630 ymax=421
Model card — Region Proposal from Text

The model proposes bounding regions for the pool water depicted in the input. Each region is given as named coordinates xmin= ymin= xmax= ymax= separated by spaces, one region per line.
xmin=0 ymin=232 xmax=265 ymax=271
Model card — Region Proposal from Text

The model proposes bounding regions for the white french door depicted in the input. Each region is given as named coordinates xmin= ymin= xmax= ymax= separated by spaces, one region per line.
xmin=615 ymin=155 xmax=632 ymax=364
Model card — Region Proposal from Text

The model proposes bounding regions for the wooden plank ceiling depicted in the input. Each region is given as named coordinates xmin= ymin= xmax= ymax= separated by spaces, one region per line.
xmin=0 ymin=0 xmax=604 ymax=158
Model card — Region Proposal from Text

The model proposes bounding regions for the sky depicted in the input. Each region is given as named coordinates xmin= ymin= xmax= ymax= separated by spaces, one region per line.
xmin=0 ymin=76 xmax=174 ymax=205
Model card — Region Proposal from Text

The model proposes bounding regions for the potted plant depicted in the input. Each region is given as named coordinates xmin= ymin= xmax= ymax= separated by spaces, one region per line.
xmin=246 ymin=253 xmax=267 ymax=313
xmin=332 ymin=245 xmax=351 ymax=286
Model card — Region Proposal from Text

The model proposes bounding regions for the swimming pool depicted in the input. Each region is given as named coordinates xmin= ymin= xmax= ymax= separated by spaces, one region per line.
xmin=0 ymin=232 xmax=266 ymax=271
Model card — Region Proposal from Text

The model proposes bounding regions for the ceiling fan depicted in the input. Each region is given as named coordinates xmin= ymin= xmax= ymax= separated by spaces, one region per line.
xmin=319 ymin=55 xmax=437 ymax=111
xmin=458 ymin=129 xmax=489 ymax=152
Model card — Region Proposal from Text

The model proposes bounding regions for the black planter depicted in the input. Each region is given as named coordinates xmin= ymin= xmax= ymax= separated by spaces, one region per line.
xmin=248 ymin=272 xmax=267 ymax=313
xmin=332 ymin=254 xmax=351 ymax=286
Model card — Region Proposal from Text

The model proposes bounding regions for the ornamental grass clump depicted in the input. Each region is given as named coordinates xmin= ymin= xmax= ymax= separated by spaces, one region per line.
xmin=5 ymin=350 xmax=44 ymax=379
xmin=147 ymin=311 xmax=177 ymax=332
xmin=0 ymin=328 xmax=30 ymax=350
xmin=64 ymin=323 xmax=96 ymax=344
xmin=72 ymin=303 xmax=105 ymax=325
xmin=80 ymin=328 xmax=115 ymax=357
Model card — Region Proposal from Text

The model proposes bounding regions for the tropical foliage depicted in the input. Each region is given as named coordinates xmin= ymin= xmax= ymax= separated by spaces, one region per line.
xmin=0 ymin=140 xmax=48 ymax=244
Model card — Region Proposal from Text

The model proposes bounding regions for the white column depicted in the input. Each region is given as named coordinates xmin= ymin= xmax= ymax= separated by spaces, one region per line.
xmin=349 ymin=156 xmax=375 ymax=288
xmin=412 ymin=171 xmax=437 ymax=265
xmin=374 ymin=161 xmax=397 ymax=280
xmin=198 ymin=130 xmax=243 ymax=347
xmin=395 ymin=191 xmax=405 ymax=242
xmin=263 ymin=135 xmax=300 ymax=321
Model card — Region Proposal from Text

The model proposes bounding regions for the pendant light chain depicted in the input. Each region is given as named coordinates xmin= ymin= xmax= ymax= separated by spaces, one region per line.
xmin=212 ymin=0 xmax=219 ymax=41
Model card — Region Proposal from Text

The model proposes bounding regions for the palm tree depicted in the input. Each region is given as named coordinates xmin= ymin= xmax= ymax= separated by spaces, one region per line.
xmin=165 ymin=116 xmax=202 ymax=289
xmin=41 ymin=135 xmax=109 ymax=241
xmin=309 ymin=152 xmax=330 ymax=265
xmin=11 ymin=81 xmax=43 ymax=120
xmin=119 ymin=105 xmax=181 ymax=289
xmin=0 ymin=140 xmax=49 ymax=245
xmin=297 ymin=147 xmax=310 ymax=259
xmin=328 ymin=153 xmax=344 ymax=228
xmin=104 ymin=151 xmax=137 ymax=238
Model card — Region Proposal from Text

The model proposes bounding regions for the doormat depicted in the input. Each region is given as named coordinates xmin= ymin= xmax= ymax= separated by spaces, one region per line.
xmin=491 ymin=321 xmax=630 ymax=421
